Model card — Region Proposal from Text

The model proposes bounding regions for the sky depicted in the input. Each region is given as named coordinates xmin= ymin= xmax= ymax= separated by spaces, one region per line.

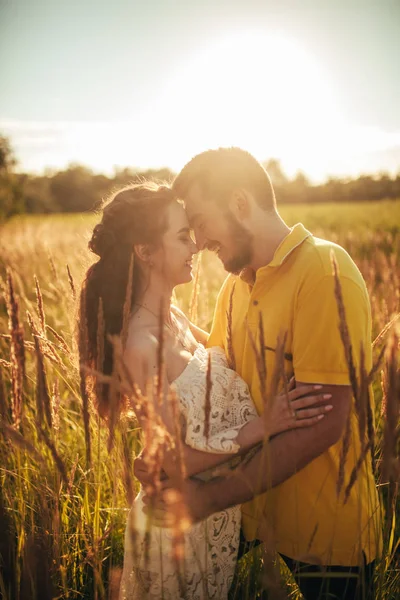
xmin=0 ymin=0 xmax=399 ymax=181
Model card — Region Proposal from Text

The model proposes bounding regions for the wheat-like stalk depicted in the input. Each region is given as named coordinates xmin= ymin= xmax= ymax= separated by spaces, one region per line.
xmin=189 ymin=251 xmax=202 ymax=325
xmin=121 ymin=422 xmax=135 ymax=506
xmin=66 ymin=264 xmax=76 ymax=300
xmin=96 ymin=298 xmax=105 ymax=408
xmin=33 ymin=333 xmax=53 ymax=429
xmin=331 ymin=251 xmax=359 ymax=399
xmin=37 ymin=424 xmax=68 ymax=486
xmin=34 ymin=274 xmax=46 ymax=333
xmin=226 ymin=281 xmax=236 ymax=370
xmin=5 ymin=269 xmax=25 ymax=430
xmin=2 ymin=423 xmax=45 ymax=465
xmin=156 ymin=296 xmax=166 ymax=407
xmin=121 ymin=252 xmax=134 ymax=350
xmin=0 ymin=366 xmax=8 ymax=422
xmin=204 ymin=352 xmax=212 ymax=443
xmin=168 ymin=386 xmax=187 ymax=485
xmin=78 ymin=285 xmax=92 ymax=469
xmin=51 ymin=379 xmax=61 ymax=437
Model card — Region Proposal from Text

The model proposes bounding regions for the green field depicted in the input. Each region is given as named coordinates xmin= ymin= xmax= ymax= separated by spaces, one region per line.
xmin=0 ymin=200 xmax=399 ymax=599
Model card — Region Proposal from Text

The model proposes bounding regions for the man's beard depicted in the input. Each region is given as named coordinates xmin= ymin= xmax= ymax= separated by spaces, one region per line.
xmin=220 ymin=211 xmax=254 ymax=274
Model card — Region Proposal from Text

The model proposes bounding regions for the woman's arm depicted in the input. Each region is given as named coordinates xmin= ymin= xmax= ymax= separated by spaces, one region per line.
xmin=174 ymin=417 xmax=263 ymax=478
xmin=161 ymin=383 xmax=332 ymax=478
xmin=124 ymin=333 xmax=332 ymax=484
xmin=124 ymin=334 xmax=261 ymax=480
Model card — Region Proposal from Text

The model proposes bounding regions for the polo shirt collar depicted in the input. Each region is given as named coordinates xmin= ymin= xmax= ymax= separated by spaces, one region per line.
xmin=239 ymin=223 xmax=311 ymax=284
xmin=267 ymin=222 xmax=311 ymax=268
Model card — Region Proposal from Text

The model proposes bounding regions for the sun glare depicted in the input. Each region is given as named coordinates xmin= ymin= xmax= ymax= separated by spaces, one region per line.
xmin=148 ymin=31 xmax=343 ymax=179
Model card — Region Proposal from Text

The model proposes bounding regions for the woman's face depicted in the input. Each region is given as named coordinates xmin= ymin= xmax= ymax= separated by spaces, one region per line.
xmin=152 ymin=201 xmax=198 ymax=287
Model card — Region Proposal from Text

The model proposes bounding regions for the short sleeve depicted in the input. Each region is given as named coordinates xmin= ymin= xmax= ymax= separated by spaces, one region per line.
xmin=174 ymin=348 xmax=258 ymax=454
xmin=293 ymin=274 xmax=371 ymax=385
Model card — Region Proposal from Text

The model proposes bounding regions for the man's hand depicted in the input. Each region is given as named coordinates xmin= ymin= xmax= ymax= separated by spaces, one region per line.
xmin=134 ymin=453 xmax=152 ymax=486
xmin=142 ymin=478 xmax=212 ymax=527
xmin=134 ymin=452 xmax=169 ymax=486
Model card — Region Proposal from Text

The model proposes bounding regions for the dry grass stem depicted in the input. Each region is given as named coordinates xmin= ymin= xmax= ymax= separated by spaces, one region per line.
xmin=156 ymin=296 xmax=165 ymax=406
xmin=96 ymin=298 xmax=105 ymax=405
xmin=368 ymin=342 xmax=387 ymax=384
xmin=189 ymin=251 xmax=202 ymax=325
xmin=5 ymin=268 xmax=26 ymax=430
xmin=51 ymin=379 xmax=61 ymax=436
xmin=37 ymin=424 xmax=69 ymax=486
xmin=169 ymin=387 xmax=187 ymax=485
xmin=204 ymin=352 xmax=212 ymax=443
xmin=121 ymin=424 xmax=135 ymax=506
xmin=381 ymin=330 xmax=400 ymax=492
xmin=106 ymin=342 xmax=120 ymax=454
xmin=48 ymin=253 xmax=58 ymax=280
xmin=372 ymin=312 xmax=400 ymax=348
xmin=67 ymin=453 xmax=79 ymax=497
xmin=78 ymin=286 xmax=92 ymax=469
xmin=336 ymin=413 xmax=352 ymax=497
xmin=34 ymin=333 xmax=53 ymax=429
xmin=46 ymin=324 xmax=72 ymax=356
xmin=344 ymin=440 xmax=373 ymax=504
xmin=0 ymin=366 xmax=8 ymax=422
xmin=268 ymin=332 xmax=287 ymax=414
xmin=226 ymin=281 xmax=236 ymax=370
xmin=66 ymin=264 xmax=76 ymax=300
xmin=331 ymin=251 xmax=359 ymax=400
xmin=121 ymin=253 xmax=134 ymax=350
xmin=2 ymin=423 xmax=45 ymax=465
xmin=34 ymin=274 xmax=46 ymax=333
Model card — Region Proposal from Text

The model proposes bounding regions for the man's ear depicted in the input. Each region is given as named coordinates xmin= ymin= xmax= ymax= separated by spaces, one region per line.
xmin=228 ymin=188 xmax=251 ymax=221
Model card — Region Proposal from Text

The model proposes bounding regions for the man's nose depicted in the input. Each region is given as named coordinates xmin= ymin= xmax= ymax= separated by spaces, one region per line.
xmin=194 ymin=231 xmax=207 ymax=251
xmin=190 ymin=239 xmax=199 ymax=254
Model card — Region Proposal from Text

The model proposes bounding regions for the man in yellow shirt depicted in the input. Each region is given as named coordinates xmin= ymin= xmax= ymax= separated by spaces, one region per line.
xmin=169 ymin=148 xmax=382 ymax=599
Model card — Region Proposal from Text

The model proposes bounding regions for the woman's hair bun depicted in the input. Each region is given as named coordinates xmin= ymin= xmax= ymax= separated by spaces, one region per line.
xmin=88 ymin=224 xmax=116 ymax=258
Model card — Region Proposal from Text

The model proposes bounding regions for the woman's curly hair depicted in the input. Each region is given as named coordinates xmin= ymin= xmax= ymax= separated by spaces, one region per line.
xmin=78 ymin=182 xmax=176 ymax=418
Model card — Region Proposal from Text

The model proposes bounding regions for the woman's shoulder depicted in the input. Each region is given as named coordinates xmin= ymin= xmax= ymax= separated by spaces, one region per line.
xmin=124 ymin=327 xmax=158 ymax=378
xmin=171 ymin=304 xmax=189 ymax=326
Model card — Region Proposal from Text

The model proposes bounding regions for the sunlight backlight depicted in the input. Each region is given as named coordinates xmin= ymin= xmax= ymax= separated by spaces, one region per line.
xmin=145 ymin=31 xmax=343 ymax=178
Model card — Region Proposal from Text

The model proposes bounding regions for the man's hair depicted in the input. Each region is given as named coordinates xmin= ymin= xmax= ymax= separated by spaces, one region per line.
xmin=173 ymin=147 xmax=276 ymax=211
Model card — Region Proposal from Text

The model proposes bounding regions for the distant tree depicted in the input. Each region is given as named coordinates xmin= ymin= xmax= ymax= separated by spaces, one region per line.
xmin=0 ymin=135 xmax=16 ymax=172
xmin=0 ymin=134 xmax=25 ymax=220
xmin=287 ymin=171 xmax=313 ymax=203
xmin=1 ymin=143 xmax=399 ymax=217
xmin=49 ymin=164 xmax=110 ymax=213
xmin=262 ymin=158 xmax=288 ymax=187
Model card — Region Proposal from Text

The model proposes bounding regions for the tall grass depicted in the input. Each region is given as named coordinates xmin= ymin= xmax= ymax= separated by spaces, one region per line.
xmin=0 ymin=200 xmax=399 ymax=599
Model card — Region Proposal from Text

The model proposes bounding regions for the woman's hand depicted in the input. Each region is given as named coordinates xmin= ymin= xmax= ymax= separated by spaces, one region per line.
xmin=266 ymin=379 xmax=333 ymax=437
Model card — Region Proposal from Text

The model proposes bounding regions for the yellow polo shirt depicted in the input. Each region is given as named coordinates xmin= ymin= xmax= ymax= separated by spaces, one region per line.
xmin=207 ymin=223 xmax=382 ymax=566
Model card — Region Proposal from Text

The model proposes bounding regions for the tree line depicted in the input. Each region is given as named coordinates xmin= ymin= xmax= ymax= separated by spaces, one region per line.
xmin=1 ymin=134 xmax=399 ymax=221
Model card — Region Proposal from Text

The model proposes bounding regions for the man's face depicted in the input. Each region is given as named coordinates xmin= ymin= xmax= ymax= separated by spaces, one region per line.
xmin=184 ymin=183 xmax=254 ymax=274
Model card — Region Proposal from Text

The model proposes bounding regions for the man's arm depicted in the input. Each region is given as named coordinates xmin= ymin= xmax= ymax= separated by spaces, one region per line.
xmin=199 ymin=383 xmax=351 ymax=516
xmin=146 ymin=383 xmax=351 ymax=521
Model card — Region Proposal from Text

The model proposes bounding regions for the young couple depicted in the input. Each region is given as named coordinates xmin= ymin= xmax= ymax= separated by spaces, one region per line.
xmin=81 ymin=148 xmax=381 ymax=600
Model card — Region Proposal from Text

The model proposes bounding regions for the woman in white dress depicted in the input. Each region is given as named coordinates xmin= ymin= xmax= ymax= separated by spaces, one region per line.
xmin=79 ymin=182 xmax=332 ymax=600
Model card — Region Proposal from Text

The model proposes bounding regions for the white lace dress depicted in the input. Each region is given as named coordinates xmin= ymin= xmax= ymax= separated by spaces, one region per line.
xmin=119 ymin=345 xmax=258 ymax=600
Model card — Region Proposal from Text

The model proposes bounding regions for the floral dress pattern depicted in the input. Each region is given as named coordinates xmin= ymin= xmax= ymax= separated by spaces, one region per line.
xmin=119 ymin=345 xmax=258 ymax=600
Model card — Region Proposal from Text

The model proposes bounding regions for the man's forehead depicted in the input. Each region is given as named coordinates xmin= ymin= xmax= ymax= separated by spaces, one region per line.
xmin=183 ymin=182 xmax=206 ymax=222
xmin=184 ymin=181 xmax=205 ymax=206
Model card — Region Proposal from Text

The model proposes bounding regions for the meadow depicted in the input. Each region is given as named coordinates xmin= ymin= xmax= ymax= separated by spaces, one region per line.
xmin=0 ymin=199 xmax=399 ymax=599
